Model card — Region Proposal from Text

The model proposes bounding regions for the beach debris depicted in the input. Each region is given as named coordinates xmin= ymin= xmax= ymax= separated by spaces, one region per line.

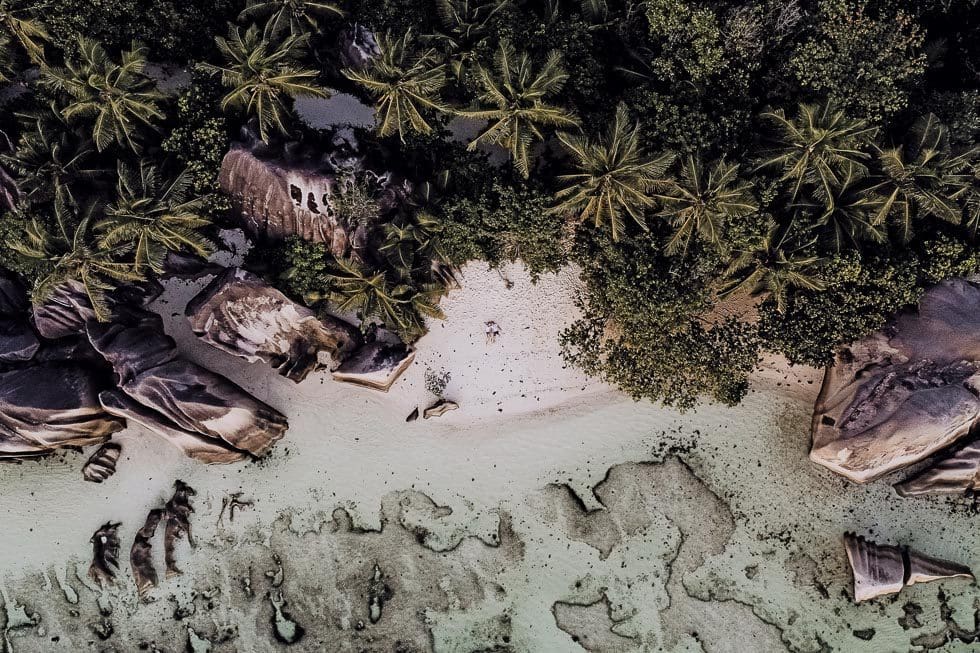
xmin=88 ymin=315 xmax=288 ymax=458
xmin=164 ymin=480 xmax=196 ymax=578
xmin=218 ymin=491 xmax=254 ymax=525
xmin=811 ymin=279 xmax=980 ymax=483
xmin=332 ymin=341 xmax=415 ymax=391
xmin=895 ymin=439 xmax=980 ymax=496
xmin=88 ymin=521 xmax=122 ymax=587
xmin=83 ymin=442 xmax=122 ymax=483
xmin=405 ymin=407 xmax=419 ymax=422
xmin=367 ymin=564 xmax=392 ymax=624
xmin=843 ymin=532 xmax=974 ymax=602
xmin=131 ymin=508 xmax=165 ymax=598
xmin=186 ymin=267 xmax=361 ymax=382
xmin=423 ymin=399 xmax=459 ymax=419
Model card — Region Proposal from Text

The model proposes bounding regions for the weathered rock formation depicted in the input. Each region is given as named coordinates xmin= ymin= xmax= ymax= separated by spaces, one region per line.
xmin=0 ymin=270 xmax=288 ymax=468
xmin=83 ymin=442 xmax=122 ymax=483
xmin=131 ymin=480 xmax=197 ymax=598
xmin=88 ymin=521 xmax=121 ymax=587
xmin=88 ymin=316 xmax=288 ymax=458
xmin=811 ymin=279 xmax=980 ymax=484
xmin=843 ymin=533 xmax=974 ymax=602
xmin=337 ymin=24 xmax=381 ymax=71
xmin=218 ymin=128 xmax=411 ymax=259
xmin=894 ymin=439 xmax=980 ymax=497
xmin=332 ymin=341 xmax=415 ymax=391
xmin=423 ymin=399 xmax=458 ymax=419
xmin=186 ymin=267 xmax=361 ymax=382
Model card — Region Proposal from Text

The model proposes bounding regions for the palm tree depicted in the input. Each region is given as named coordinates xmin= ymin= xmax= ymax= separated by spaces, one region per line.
xmin=655 ymin=157 xmax=757 ymax=255
xmin=0 ymin=107 xmax=103 ymax=213
xmin=720 ymin=219 xmax=824 ymax=313
xmin=870 ymin=114 xmax=979 ymax=241
xmin=428 ymin=0 xmax=511 ymax=79
xmin=379 ymin=211 xmax=450 ymax=276
xmin=96 ymin=162 xmax=213 ymax=274
xmin=806 ymin=162 xmax=886 ymax=252
xmin=205 ymin=24 xmax=327 ymax=142
xmin=343 ymin=32 xmax=450 ymax=142
xmin=757 ymin=101 xmax=877 ymax=204
xmin=326 ymin=257 xmax=444 ymax=341
xmin=460 ymin=42 xmax=579 ymax=177
xmin=238 ymin=0 xmax=344 ymax=37
xmin=40 ymin=38 xmax=165 ymax=153
xmin=0 ymin=32 xmax=14 ymax=83
xmin=551 ymin=103 xmax=673 ymax=241
xmin=0 ymin=0 xmax=48 ymax=64
xmin=9 ymin=207 xmax=143 ymax=320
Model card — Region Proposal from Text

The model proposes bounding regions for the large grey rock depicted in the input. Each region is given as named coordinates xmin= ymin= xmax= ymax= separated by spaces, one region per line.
xmin=32 ymin=280 xmax=161 ymax=340
xmin=332 ymin=341 xmax=415 ymax=392
xmin=186 ymin=267 xmax=361 ymax=382
xmin=219 ymin=146 xmax=353 ymax=255
xmin=0 ymin=363 xmax=125 ymax=457
xmin=894 ymin=439 xmax=980 ymax=497
xmin=844 ymin=532 xmax=974 ymax=602
xmin=337 ymin=24 xmax=381 ymax=71
xmin=811 ymin=279 xmax=980 ymax=483
xmin=0 ymin=272 xmax=39 ymax=362
xmin=87 ymin=317 xmax=288 ymax=458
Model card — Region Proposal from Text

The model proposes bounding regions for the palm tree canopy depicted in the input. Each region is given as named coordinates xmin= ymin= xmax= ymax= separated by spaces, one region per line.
xmin=40 ymin=38 xmax=165 ymax=153
xmin=97 ymin=162 xmax=213 ymax=274
xmin=9 ymin=206 xmax=143 ymax=320
xmin=655 ymin=156 xmax=757 ymax=255
xmin=552 ymin=103 xmax=673 ymax=241
xmin=804 ymin=162 xmax=887 ymax=252
xmin=239 ymin=0 xmax=344 ymax=37
xmin=461 ymin=41 xmax=579 ymax=177
xmin=0 ymin=0 xmax=48 ymax=64
xmin=205 ymin=23 xmax=327 ymax=142
xmin=870 ymin=113 xmax=979 ymax=240
xmin=1 ymin=107 xmax=104 ymax=215
xmin=720 ymin=219 xmax=824 ymax=314
xmin=758 ymin=101 xmax=877 ymax=204
xmin=428 ymin=0 xmax=511 ymax=78
xmin=343 ymin=31 xmax=450 ymax=142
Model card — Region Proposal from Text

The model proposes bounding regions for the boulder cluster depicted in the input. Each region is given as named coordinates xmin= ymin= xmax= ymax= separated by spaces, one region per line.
xmin=811 ymin=278 xmax=980 ymax=496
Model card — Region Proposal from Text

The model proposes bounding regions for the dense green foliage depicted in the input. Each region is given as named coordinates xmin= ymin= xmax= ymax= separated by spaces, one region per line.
xmin=0 ymin=0 xmax=977 ymax=409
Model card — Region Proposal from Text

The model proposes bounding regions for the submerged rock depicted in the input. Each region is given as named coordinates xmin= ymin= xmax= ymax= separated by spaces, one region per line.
xmin=131 ymin=508 xmax=165 ymax=598
xmin=844 ymin=532 xmax=974 ymax=602
xmin=87 ymin=317 xmax=288 ymax=458
xmin=88 ymin=522 xmax=121 ymax=587
xmin=423 ymin=399 xmax=458 ymax=419
xmin=186 ymin=267 xmax=360 ymax=382
xmin=83 ymin=442 xmax=122 ymax=483
xmin=164 ymin=480 xmax=196 ymax=578
xmin=811 ymin=279 xmax=980 ymax=483
xmin=331 ymin=341 xmax=415 ymax=391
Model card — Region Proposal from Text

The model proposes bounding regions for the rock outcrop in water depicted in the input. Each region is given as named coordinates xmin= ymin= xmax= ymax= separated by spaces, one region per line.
xmin=83 ymin=442 xmax=122 ymax=483
xmin=88 ymin=521 xmax=122 ymax=587
xmin=186 ymin=267 xmax=361 ymax=382
xmin=811 ymin=279 xmax=980 ymax=484
xmin=843 ymin=532 xmax=974 ymax=602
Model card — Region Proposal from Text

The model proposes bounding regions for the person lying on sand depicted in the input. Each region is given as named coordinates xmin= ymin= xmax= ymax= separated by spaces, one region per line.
xmin=485 ymin=321 xmax=501 ymax=344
